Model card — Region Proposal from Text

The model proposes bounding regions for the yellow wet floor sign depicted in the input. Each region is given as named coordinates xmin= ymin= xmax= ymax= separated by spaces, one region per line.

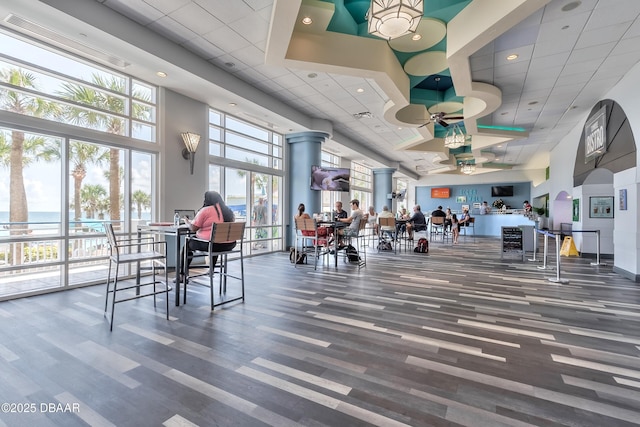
xmin=560 ymin=236 xmax=579 ymax=256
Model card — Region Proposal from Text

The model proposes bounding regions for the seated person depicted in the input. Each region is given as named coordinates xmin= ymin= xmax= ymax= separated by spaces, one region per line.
xmin=333 ymin=201 xmax=348 ymax=224
xmin=336 ymin=199 xmax=364 ymax=247
xmin=459 ymin=207 xmax=471 ymax=227
xmin=523 ymin=200 xmax=532 ymax=213
xmin=431 ymin=205 xmax=446 ymax=218
xmin=378 ymin=205 xmax=395 ymax=239
xmin=396 ymin=207 xmax=409 ymax=235
xmin=406 ymin=204 xmax=427 ymax=240
xmin=444 ymin=207 xmax=453 ymax=232
xmin=367 ymin=206 xmax=379 ymax=235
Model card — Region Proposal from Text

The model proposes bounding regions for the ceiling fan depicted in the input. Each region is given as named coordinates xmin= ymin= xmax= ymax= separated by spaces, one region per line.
xmin=419 ymin=76 xmax=464 ymax=128
xmin=429 ymin=111 xmax=464 ymax=128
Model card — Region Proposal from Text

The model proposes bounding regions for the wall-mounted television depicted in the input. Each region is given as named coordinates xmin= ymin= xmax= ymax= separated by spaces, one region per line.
xmin=491 ymin=185 xmax=514 ymax=197
xmin=310 ymin=166 xmax=350 ymax=192
xmin=431 ymin=187 xmax=450 ymax=198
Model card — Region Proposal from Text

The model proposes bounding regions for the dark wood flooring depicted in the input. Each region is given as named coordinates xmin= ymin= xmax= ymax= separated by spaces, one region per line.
xmin=1 ymin=236 xmax=640 ymax=426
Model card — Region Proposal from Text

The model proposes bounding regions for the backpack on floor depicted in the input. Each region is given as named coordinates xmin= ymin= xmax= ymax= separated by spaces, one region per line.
xmin=377 ymin=241 xmax=393 ymax=251
xmin=345 ymin=244 xmax=361 ymax=262
xmin=414 ymin=238 xmax=428 ymax=254
xmin=289 ymin=248 xmax=306 ymax=264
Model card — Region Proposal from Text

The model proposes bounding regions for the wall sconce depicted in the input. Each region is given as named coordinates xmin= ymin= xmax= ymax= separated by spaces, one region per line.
xmin=181 ymin=132 xmax=200 ymax=175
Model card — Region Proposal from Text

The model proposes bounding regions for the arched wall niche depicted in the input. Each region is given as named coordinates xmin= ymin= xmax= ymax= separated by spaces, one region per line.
xmin=573 ymin=99 xmax=636 ymax=187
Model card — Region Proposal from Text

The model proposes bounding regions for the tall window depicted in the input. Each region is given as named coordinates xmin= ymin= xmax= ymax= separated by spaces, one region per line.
xmin=351 ymin=162 xmax=372 ymax=210
xmin=0 ymin=31 xmax=157 ymax=142
xmin=0 ymin=29 xmax=158 ymax=299
xmin=209 ymin=108 xmax=283 ymax=253
xmin=320 ymin=151 xmax=343 ymax=212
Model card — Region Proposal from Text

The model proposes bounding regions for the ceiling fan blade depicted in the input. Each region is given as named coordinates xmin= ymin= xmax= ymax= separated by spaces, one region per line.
xmin=436 ymin=118 xmax=449 ymax=127
xmin=418 ymin=121 xmax=431 ymax=128
xmin=444 ymin=115 xmax=464 ymax=120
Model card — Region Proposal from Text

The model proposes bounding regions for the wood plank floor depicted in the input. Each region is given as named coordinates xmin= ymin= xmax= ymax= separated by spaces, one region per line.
xmin=1 ymin=236 xmax=640 ymax=426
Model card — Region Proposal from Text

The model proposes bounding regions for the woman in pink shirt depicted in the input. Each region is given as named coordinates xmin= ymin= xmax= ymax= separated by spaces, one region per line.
xmin=178 ymin=191 xmax=236 ymax=282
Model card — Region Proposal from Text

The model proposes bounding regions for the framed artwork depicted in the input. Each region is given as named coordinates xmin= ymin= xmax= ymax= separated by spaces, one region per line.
xmin=456 ymin=196 xmax=466 ymax=203
xmin=572 ymin=198 xmax=579 ymax=221
xmin=589 ymin=196 xmax=614 ymax=218
xmin=620 ymin=189 xmax=627 ymax=210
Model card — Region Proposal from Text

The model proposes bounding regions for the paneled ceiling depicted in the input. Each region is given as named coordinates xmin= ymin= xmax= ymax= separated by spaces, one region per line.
xmin=4 ymin=0 xmax=640 ymax=180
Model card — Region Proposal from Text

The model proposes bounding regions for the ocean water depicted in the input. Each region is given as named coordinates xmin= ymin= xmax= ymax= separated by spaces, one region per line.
xmin=0 ymin=211 xmax=152 ymax=223
xmin=0 ymin=211 xmax=152 ymax=237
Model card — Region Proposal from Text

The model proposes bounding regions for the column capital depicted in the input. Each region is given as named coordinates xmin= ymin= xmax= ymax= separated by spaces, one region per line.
xmin=373 ymin=167 xmax=397 ymax=175
xmin=286 ymin=131 xmax=330 ymax=145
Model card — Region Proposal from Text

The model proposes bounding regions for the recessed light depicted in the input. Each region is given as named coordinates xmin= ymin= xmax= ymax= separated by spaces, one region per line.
xmin=412 ymin=34 xmax=422 ymax=41
xmin=500 ymin=112 xmax=509 ymax=116
xmin=156 ymin=71 xmax=167 ymax=78
xmin=562 ymin=25 xmax=570 ymax=30
xmin=506 ymin=54 xmax=519 ymax=61
xmin=308 ymin=72 xmax=317 ymax=78
xmin=497 ymin=145 xmax=502 ymax=148
xmin=561 ymin=1 xmax=581 ymax=12
xmin=229 ymin=102 xmax=237 ymax=107
xmin=356 ymin=88 xmax=364 ymax=93
xmin=302 ymin=16 xmax=312 ymax=25
xmin=225 ymin=62 xmax=235 ymax=68
xmin=528 ymin=101 xmax=538 ymax=105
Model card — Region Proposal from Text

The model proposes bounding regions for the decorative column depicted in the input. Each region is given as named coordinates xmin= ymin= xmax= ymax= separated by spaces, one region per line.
xmin=373 ymin=168 xmax=396 ymax=212
xmin=286 ymin=131 xmax=329 ymax=247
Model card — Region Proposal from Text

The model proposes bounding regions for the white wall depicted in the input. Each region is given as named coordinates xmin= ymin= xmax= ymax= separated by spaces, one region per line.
xmin=159 ymin=88 xmax=208 ymax=221
xmin=548 ymin=59 xmax=640 ymax=277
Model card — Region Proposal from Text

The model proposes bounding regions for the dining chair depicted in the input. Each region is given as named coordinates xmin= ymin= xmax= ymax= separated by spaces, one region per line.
xmin=461 ymin=216 xmax=475 ymax=239
xmin=183 ymin=222 xmax=246 ymax=310
xmin=430 ymin=216 xmax=445 ymax=241
xmin=378 ymin=216 xmax=397 ymax=254
xmin=294 ymin=217 xmax=329 ymax=270
xmin=104 ymin=223 xmax=170 ymax=331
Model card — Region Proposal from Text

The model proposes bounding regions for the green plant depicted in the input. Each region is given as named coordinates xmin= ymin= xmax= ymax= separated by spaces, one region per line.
xmin=535 ymin=207 xmax=546 ymax=216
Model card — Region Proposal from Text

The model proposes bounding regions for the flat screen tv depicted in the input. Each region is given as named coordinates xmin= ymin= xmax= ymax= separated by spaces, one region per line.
xmin=310 ymin=166 xmax=350 ymax=191
xmin=491 ymin=185 xmax=514 ymax=197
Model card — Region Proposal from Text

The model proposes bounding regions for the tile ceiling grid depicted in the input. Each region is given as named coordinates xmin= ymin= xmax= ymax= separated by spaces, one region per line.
xmin=101 ymin=0 xmax=420 ymax=167
xmin=97 ymin=0 xmax=640 ymax=175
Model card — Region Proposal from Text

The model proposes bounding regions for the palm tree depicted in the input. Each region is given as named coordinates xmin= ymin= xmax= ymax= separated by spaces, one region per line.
xmin=70 ymin=141 xmax=109 ymax=221
xmin=131 ymin=190 xmax=151 ymax=220
xmin=57 ymin=75 xmax=127 ymax=224
xmin=0 ymin=68 xmax=58 ymax=264
xmin=80 ymin=184 xmax=107 ymax=218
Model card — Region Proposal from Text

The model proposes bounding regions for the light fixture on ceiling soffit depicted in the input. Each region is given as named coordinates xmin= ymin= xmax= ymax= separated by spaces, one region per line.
xmin=367 ymin=0 xmax=424 ymax=40
xmin=443 ymin=124 xmax=466 ymax=149
xmin=460 ymin=161 xmax=475 ymax=175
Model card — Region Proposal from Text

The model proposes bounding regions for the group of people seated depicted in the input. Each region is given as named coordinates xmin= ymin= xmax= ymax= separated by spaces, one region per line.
xmin=295 ymin=201 xmax=473 ymax=249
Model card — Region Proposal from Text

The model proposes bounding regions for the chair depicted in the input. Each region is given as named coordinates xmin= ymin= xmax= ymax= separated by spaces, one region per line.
xmin=461 ymin=216 xmax=475 ymax=238
xmin=340 ymin=218 xmax=367 ymax=268
xmin=104 ymin=223 xmax=170 ymax=331
xmin=378 ymin=216 xmax=397 ymax=254
xmin=183 ymin=222 xmax=246 ymax=310
xmin=294 ymin=217 xmax=329 ymax=270
xmin=430 ymin=216 xmax=445 ymax=240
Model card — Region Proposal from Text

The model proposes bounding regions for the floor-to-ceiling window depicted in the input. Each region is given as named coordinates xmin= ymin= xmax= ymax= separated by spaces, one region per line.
xmin=0 ymin=29 xmax=158 ymax=299
xmin=320 ymin=151 xmax=344 ymax=212
xmin=351 ymin=162 xmax=372 ymax=210
xmin=208 ymin=109 xmax=283 ymax=254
